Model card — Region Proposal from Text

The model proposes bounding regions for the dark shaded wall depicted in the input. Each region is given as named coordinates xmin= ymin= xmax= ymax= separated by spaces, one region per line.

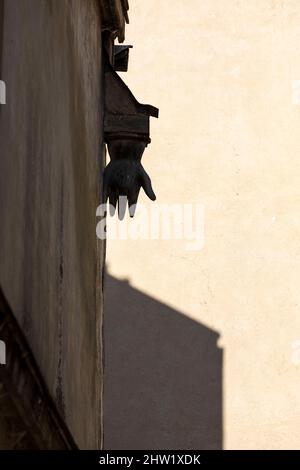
xmin=0 ymin=382 xmax=37 ymax=450
xmin=0 ymin=0 xmax=104 ymax=448
xmin=104 ymin=275 xmax=223 ymax=450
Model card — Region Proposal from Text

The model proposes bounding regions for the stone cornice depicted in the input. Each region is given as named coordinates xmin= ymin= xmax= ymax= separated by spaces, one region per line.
xmin=0 ymin=288 xmax=77 ymax=449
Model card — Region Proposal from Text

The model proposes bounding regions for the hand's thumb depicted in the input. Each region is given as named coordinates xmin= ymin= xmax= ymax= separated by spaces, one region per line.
xmin=141 ymin=170 xmax=156 ymax=201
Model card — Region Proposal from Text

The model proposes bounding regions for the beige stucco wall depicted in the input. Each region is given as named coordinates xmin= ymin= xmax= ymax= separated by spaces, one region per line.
xmin=105 ymin=0 xmax=300 ymax=449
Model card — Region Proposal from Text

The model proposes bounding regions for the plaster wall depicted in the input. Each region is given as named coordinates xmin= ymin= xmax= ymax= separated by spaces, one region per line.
xmin=0 ymin=0 xmax=104 ymax=449
xmin=106 ymin=0 xmax=300 ymax=449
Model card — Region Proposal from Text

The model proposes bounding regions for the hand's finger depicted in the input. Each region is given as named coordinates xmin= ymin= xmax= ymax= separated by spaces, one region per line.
xmin=128 ymin=187 xmax=141 ymax=217
xmin=109 ymin=190 xmax=117 ymax=216
xmin=103 ymin=172 xmax=109 ymax=203
xmin=118 ymin=195 xmax=127 ymax=220
xmin=141 ymin=170 xmax=156 ymax=201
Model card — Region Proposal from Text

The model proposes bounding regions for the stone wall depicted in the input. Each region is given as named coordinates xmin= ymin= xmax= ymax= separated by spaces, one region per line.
xmin=0 ymin=0 xmax=104 ymax=449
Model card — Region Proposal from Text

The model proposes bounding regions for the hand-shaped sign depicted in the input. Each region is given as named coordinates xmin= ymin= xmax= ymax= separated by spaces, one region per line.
xmin=103 ymin=54 xmax=158 ymax=219
xmin=104 ymin=141 xmax=156 ymax=219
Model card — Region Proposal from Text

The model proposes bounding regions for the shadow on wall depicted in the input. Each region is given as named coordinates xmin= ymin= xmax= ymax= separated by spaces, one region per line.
xmin=104 ymin=273 xmax=223 ymax=450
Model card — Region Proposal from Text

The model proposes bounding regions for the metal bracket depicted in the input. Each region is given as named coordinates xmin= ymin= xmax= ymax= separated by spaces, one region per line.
xmin=114 ymin=45 xmax=133 ymax=72
xmin=104 ymin=57 xmax=158 ymax=144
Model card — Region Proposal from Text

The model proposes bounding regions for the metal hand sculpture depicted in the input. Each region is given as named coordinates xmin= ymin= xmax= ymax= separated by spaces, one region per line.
xmin=103 ymin=140 xmax=156 ymax=219
xmin=103 ymin=51 xmax=158 ymax=219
